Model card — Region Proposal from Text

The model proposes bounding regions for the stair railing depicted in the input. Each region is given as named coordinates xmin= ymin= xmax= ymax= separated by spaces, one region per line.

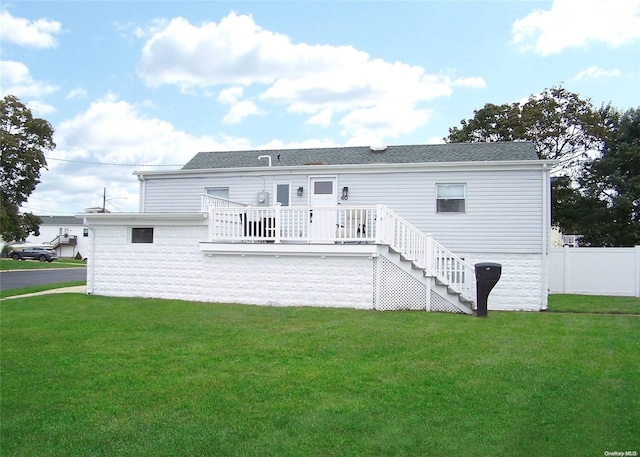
xmin=376 ymin=205 xmax=475 ymax=303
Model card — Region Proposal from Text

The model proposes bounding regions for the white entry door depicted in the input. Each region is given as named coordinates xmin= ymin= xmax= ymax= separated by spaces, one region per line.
xmin=309 ymin=177 xmax=337 ymax=242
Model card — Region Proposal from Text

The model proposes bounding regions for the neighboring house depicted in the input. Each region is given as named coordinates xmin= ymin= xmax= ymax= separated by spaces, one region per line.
xmin=25 ymin=215 xmax=90 ymax=259
xmin=81 ymin=142 xmax=553 ymax=312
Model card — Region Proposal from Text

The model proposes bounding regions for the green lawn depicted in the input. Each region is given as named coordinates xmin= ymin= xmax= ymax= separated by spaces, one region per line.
xmin=0 ymin=258 xmax=86 ymax=270
xmin=1 ymin=295 xmax=638 ymax=456
xmin=548 ymin=294 xmax=640 ymax=314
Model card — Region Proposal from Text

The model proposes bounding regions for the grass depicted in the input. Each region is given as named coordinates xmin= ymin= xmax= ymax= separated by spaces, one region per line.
xmin=1 ymin=294 xmax=638 ymax=456
xmin=0 ymin=281 xmax=86 ymax=299
xmin=548 ymin=294 xmax=640 ymax=315
xmin=0 ymin=258 xmax=86 ymax=271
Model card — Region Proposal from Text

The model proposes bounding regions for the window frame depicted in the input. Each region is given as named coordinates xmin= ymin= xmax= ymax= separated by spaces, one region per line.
xmin=131 ymin=227 xmax=154 ymax=244
xmin=274 ymin=182 xmax=291 ymax=206
xmin=205 ymin=187 xmax=230 ymax=199
xmin=436 ymin=183 xmax=466 ymax=214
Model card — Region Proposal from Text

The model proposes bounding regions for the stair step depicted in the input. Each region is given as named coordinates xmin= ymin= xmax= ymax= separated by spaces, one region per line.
xmin=459 ymin=296 xmax=474 ymax=305
xmin=447 ymin=286 xmax=461 ymax=296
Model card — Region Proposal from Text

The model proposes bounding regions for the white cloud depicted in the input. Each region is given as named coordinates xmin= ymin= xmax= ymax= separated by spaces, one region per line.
xmin=0 ymin=60 xmax=58 ymax=99
xmin=339 ymin=102 xmax=432 ymax=139
xmin=453 ymin=76 xmax=487 ymax=88
xmin=573 ymin=66 xmax=621 ymax=81
xmin=66 ymin=88 xmax=88 ymax=99
xmin=259 ymin=138 xmax=339 ymax=151
xmin=217 ymin=86 xmax=262 ymax=123
xmin=137 ymin=12 xmax=482 ymax=140
xmin=0 ymin=10 xmax=62 ymax=48
xmin=427 ymin=136 xmax=446 ymax=145
xmin=25 ymin=99 xmax=56 ymax=116
xmin=54 ymin=93 xmax=226 ymax=166
xmin=29 ymin=93 xmax=255 ymax=214
xmin=512 ymin=0 xmax=640 ymax=56
xmin=217 ymin=86 xmax=244 ymax=104
xmin=222 ymin=100 xmax=260 ymax=124
xmin=308 ymin=109 xmax=333 ymax=127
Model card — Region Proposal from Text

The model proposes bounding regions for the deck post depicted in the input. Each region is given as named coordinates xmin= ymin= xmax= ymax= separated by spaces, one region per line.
xmin=425 ymin=233 xmax=434 ymax=277
xmin=375 ymin=205 xmax=384 ymax=244
xmin=208 ymin=205 xmax=214 ymax=241
xmin=274 ymin=203 xmax=282 ymax=243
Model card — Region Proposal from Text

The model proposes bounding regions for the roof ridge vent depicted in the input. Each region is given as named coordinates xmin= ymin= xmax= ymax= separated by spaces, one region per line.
xmin=369 ymin=143 xmax=387 ymax=152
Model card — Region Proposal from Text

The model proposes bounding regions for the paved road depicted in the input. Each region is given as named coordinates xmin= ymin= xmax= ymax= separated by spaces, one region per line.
xmin=0 ymin=268 xmax=87 ymax=291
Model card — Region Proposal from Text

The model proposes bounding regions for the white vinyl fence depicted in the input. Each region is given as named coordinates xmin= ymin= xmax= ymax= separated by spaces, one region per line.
xmin=548 ymin=246 xmax=640 ymax=297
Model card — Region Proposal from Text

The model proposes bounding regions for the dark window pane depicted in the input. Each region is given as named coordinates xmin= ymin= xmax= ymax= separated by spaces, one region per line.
xmin=314 ymin=181 xmax=333 ymax=195
xmin=132 ymin=227 xmax=154 ymax=243
xmin=437 ymin=199 xmax=465 ymax=213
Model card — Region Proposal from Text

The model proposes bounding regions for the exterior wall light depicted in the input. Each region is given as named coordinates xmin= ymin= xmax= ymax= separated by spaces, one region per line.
xmin=297 ymin=186 xmax=304 ymax=196
xmin=341 ymin=186 xmax=349 ymax=200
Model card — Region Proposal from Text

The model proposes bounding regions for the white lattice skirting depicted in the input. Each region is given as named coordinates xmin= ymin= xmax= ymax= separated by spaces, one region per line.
xmin=372 ymin=257 xmax=465 ymax=313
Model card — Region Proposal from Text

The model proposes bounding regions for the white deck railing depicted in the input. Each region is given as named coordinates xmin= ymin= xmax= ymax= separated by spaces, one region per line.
xmin=207 ymin=204 xmax=377 ymax=243
xmin=376 ymin=205 xmax=475 ymax=301
xmin=201 ymin=194 xmax=249 ymax=211
xmin=205 ymin=202 xmax=474 ymax=302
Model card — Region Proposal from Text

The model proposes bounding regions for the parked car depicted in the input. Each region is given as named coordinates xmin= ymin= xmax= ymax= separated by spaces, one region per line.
xmin=9 ymin=246 xmax=58 ymax=262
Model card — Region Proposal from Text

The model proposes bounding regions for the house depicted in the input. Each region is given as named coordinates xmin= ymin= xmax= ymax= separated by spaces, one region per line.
xmin=25 ymin=215 xmax=90 ymax=259
xmin=80 ymin=142 xmax=553 ymax=312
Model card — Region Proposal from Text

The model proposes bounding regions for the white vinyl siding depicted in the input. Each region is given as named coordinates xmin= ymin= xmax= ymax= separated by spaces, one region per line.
xmin=139 ymin=167 xmax=544 ymax=254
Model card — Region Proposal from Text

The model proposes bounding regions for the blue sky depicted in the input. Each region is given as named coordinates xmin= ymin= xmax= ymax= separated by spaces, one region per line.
xmin=1 ymin=0 xmax=639 ymax=215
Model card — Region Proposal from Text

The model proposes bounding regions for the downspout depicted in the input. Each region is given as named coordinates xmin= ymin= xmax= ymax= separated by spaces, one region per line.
xmin=83 ymin=216 xmax=95 ymax=295
xmin=138 ymin=174 xmax=146 ymax=212
xmin=541 ymin=163 xmax=550 ymax=310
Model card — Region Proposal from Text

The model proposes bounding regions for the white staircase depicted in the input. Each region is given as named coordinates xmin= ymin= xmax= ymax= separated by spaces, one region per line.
xmin=374 ymin=206 xmax=476 ymax=314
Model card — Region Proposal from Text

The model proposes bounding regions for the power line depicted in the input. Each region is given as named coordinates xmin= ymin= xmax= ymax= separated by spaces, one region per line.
xmin=46 ymin=157 xmax=183 ymax=167
xmin=20 ymin=205 xmax=78 ymax=215
xmin=29 ymin=195 xmax=96 ymax=205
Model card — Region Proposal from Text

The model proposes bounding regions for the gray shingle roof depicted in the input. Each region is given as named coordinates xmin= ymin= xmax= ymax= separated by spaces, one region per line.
xmin=37 ymin=216 xmax=83 ymax=226
xmin=182 ymin=142 xmax=539 ymax=170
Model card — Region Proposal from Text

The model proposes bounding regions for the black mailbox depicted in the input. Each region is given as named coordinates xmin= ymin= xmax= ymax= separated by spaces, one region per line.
xmin=475 ymin=263 xmax=502 ymax=318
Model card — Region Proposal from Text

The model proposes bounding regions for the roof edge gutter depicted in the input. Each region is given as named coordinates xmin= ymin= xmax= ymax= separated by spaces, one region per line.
xmin=134 ymin=159 xmax=557 ymax=179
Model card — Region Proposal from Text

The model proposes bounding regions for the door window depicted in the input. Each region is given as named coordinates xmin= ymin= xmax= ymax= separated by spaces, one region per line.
xmin=314 ymin=181 xmax=333 ymax=195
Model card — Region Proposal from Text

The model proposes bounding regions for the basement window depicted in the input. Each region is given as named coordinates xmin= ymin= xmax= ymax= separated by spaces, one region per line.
xmin=436 ymin=183 xmax=466 ymax=213
xmin=131 ymin=227 xmax=154 ymax=243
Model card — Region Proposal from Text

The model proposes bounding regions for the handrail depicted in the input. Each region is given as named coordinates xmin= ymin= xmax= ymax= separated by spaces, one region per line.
xmin=200 ymin=194 xmax=249 ymax=211
xmin=376 ymin=205 xmax=475 ymax=302
xmin=49 ymin=234 xmax=78 ymax=247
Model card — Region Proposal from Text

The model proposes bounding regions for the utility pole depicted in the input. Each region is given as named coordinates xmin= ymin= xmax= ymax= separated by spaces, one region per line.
xmin=102 ymin=188 xmax=106 ymax=213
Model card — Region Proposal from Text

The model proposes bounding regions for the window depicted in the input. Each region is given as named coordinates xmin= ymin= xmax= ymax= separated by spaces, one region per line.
xmin=205 ymin=187 xmax=230 ymax=199
xmin=436 ymin=183 xmax=466 ymax=213
xmin=275 ymin=183 xmax=290 ymax=206
xmin=131 ymin=227 xmax=154 ymax=243
xmin=83 ymin=228 xmax=89 ymax=237
xmin=314 ymin=181 xmax=333 ymax=195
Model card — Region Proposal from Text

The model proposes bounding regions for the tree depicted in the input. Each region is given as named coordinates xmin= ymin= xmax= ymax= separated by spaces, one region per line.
xmin=445 ymin=87 xmax=640 ymax=246
xmin=1 ymin=95 xmax=55 ymax=242
xmin=575 ymin=108 xmax=640 ymax=246
xmin=446 ymin=86 xmax=607 ymax=174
